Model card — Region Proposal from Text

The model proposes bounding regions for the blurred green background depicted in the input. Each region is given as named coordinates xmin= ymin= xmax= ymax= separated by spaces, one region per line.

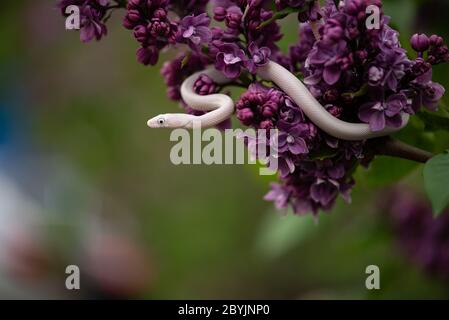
xmin=0 ymin=0 xmax=448 ymax=299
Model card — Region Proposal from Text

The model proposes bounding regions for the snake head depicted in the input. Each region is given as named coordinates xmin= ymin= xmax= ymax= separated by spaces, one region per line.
xmin=147 ymin=113 xmax=194 ymax=129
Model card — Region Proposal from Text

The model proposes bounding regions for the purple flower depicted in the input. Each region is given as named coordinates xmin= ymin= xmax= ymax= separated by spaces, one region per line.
xmin=146 ymin=17 xmax=174 ymax=45
xmin=236 ymin=83 xmax=283 ymax=128
xmin=277 ymin=156 xmax=297 ymax=178
xmin=242 ymin=2 xmax=283 ymax=52
xmin=176 ymin=13 xmax=212 ymax=50
xmin=58 ymin=0 xmax=109 ymax=43
xmin=215 ymin=43 xmax=247 ymax=79
xmin=310 ymin=178 xmax=339 ymax=207
xmin=236 ymin=108 xmax=255 ymax=126
xmin=79 ymin=5 xmax=108 ymax=42
xmin=224 ymin=6 xmax=243 ymax=30
xmin=375 ymin=49 xmax=411 ymax=91
xmin=305 ymin=160 xmax=353 ymax=209
xmin=124 ymin=0 xmax=171 ymax=30
xmin=308 ymin=39 xmax=349 ymax=85
xmin=136 ymin=46 xmax=159 ymax=66
xmin=322 ymin=16 xmax=344 ymax=42
xmin=379 ymin=27 xmax=401 ymax=52
xmin=384 ymin=188 xmax=449 ymax=284
xmin=421 ymin=82 xmax=445 ymax=111
xmin=411 ymin=58 xmax=432 ymax=78
xmin=245 ymin=42 xmax=271 ymax=74
xmin=411 ymin=33 xmax=430 ymax=53
xmin=274 ymin=123 xmax=309 ymax=155
xmin=236 ymin=130 xmax=271 ymax=162
xmin=368 ymin=66 xmax=384 ymax=87
xmin=412 ymin=70 xmax=445 ymax=112
xmin=427 ymin=35 xmax=449 ymax=65
xmin=358 ymin=93 xmax=407 ymax=131
xmin=265 ymin=158 xmax=355 ymax=215
xmin=193 ymin=74 xmax=218 ymax=95
xmin=123 ymin=0 xmax=177 ymax=65
xmin=264 ymin=183 xmax=291 ymax=210
xmin=278 ymin=97 xmax=306 ymax=126
xmin=213 ymin=6 xmax=227 ymax=21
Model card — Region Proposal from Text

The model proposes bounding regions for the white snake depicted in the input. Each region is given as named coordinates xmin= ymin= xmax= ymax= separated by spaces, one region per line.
xmin=147 ymin=60 xmax=409 ymax=141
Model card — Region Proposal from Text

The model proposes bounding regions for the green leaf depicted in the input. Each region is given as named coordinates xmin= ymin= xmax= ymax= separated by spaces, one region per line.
xmin=355 ymin=156 xmax=418 ymax=187
xmin=180 ymin=52 xmax=191 ymax=69
xmin=423 ymin=152 xmax=449 ymax=216
xmin=439 ymin=99 xmax=449 ymax=111
xmin=254 ymin=211 xmax=316 ymax=259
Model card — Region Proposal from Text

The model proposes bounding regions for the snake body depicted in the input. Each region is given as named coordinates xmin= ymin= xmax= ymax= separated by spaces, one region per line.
xmin=147 ymin=60 xmax=409 ymax=141
xmin=147 ymin=66 xmax=234 ymax=129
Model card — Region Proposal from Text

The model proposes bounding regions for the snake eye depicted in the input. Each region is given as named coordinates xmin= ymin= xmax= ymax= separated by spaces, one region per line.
xmin=157 ymin=118 xmax=165 ymax=126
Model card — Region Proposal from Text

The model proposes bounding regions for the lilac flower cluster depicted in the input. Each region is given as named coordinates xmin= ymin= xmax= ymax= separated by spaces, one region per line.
xmin=291 ymin=0 xmax=447 ymax=132
xmin=265 ymin=157 xmax=355 ymax=214
xmin=236 ymin=83 xmax=284 ymax=129
xmin=384 ymin=188 xmax=449 ymax=284
xmin=59 ymin=0 xmax=449 ymax=216
xmin=208 ymin=0 xmax=295 ymax=78
xmin=236 ymin=80 xmax=360 ymax=214
xmin=259 ymin=0 xmax=447 ymax=215
xmin=58 ymin=0 xmax=113 ymax=42
xmin=123 ymin=0 xmax=178 ymax=65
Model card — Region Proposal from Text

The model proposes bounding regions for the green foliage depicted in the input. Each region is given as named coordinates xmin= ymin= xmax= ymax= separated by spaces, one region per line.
xmin=255 ymin=211 xmax=317 ymax=259
xmin=383 ymin=0 xmax=416 ymax=40
xmin=356 ymin=157 xmax=419 ymax=187
xmin=417 ymin=109 xmax=449 ymax=132
xmin=423 ymin=151 xmax=449 ymax=216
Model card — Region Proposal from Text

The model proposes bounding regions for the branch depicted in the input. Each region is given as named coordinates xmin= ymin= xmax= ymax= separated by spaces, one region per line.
xmin=257 ymin=7 xmax=305 ymax=29
xmin=369 ymin=137 xmax=433 ymax=163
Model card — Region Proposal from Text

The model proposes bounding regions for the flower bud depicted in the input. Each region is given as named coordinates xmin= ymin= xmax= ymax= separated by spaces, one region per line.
xmin=411 ymin=33 xmax=430 ymax=52
xmin=237 ymin=108 xmax=254 ymax=126
xmin=214 ymin=7 xmax=226 ymax=21
xmin=429 ymin=35 xmax=443 ymax=46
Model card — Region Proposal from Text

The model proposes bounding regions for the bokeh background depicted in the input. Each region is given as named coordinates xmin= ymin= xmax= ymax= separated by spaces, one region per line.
xmin=0 ymin=0 xmax=449 ymax=299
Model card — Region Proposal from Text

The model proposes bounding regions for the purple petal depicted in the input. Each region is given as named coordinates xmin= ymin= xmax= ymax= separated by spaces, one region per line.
xmin=289 ymin=138 xmax=308 ymax=155
xmin=310 ymin=180 xmax=338 ymax=206
xmin=369 ymin=111 xmax=386 ymax=131
xmin=358 ymin=102 xmax=377 ymax=122
xmin=323 ymin=64 xmax=341 ymax=85
xmin=386 ymin=114 xmax=404 ymax=128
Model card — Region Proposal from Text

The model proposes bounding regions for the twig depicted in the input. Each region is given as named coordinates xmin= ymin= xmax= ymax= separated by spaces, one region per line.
xmin=369 ymin=137 xmax=433 ymax=163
